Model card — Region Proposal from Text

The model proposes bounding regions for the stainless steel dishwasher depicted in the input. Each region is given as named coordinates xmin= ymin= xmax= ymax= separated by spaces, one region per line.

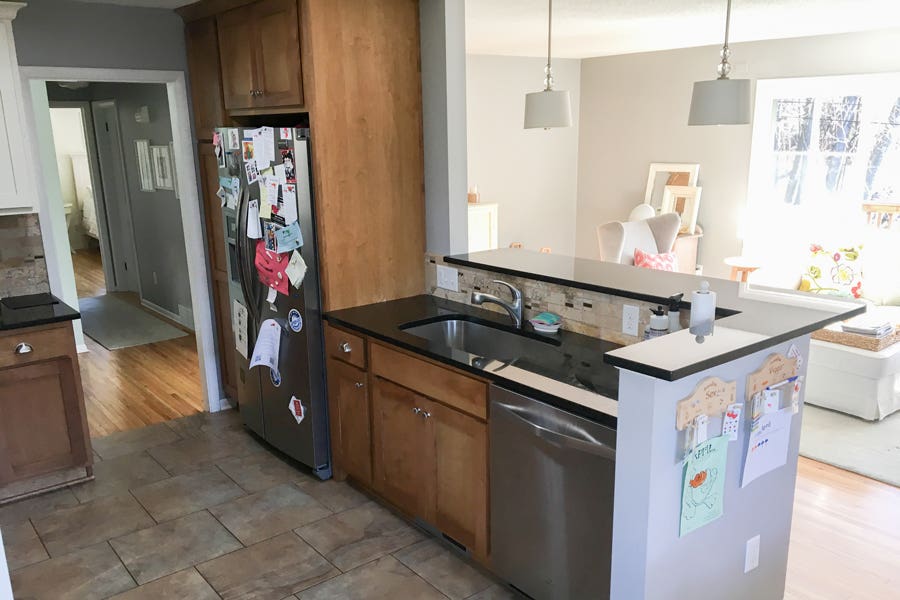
xmin=490 ymin=385 xmax=616 ymax=600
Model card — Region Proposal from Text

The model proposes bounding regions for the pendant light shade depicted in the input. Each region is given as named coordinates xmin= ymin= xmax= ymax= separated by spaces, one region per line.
xmin=688 ymin=78 xmax=751 ymax=126
xmin=688 ymin=0 xmax=751 ymax=126
xmin=524 ymin=0 xmax=572 ymax=130
xmin=525 ymin=89 xmax=572 ymax=129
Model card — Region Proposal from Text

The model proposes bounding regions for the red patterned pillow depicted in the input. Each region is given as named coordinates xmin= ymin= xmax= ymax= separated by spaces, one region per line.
xmin=634 ymin=248 xmax=677 ymax=272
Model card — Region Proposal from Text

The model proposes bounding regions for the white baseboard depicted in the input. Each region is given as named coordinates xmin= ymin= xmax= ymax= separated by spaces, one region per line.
xmin=76 ymin=343 xmax=89 ymax=354
xmin=141 ymin=298 xmax=195 ymax=331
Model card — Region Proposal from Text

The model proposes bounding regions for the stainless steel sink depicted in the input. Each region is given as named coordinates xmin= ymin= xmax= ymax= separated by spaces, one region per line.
xmin=400 ymin=317 xmax=558 ymax=361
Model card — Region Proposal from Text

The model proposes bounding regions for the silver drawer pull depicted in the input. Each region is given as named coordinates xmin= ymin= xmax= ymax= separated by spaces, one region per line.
xmin=15 ymin=342 xmax=33 ymax=354
xmin=411 ymin=407 xmax=421 ymax=415
xmin=421 ymin=411 xmax=431 ymax=419
xmin=355 ymin=382 xmax=364 ymax=389
xmin=339 ymin=342 xmax=352 ymax=353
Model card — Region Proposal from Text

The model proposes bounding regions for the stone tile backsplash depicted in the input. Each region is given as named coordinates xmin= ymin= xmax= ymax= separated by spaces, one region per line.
xmin=425 ymin=253 xmax=688 ymax=346
xmin=0 ymin=214 xmax=50 ymax=297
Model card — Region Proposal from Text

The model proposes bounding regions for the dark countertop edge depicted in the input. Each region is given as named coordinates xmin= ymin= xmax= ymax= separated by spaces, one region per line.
xmin=0 ymin=294 xmax=81 ymax=332
xmin=603 ymin=304 xmax=867 ymax=381
xmin=444 ymin=254 xmax=682 ymax=307
xmin=0 ymin=312 xmax=80 ymax=331
xmin=324 ymin=313 xmax=618 ymax=428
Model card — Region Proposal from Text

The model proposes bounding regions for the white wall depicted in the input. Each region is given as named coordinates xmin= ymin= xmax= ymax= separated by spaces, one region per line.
xmin=466 ymin=54 xmax=581 ymax=255
xmin=575 ymin=27 xmax=900 ymax=279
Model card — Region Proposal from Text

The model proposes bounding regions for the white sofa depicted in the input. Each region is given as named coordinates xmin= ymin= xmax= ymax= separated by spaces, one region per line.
xmin=807 ymin=337 xmax=900 ymax=421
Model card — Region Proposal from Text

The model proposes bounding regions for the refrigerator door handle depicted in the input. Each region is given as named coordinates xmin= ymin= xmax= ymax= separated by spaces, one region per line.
xmin=235 ymin=183 xmax=260 ymax=328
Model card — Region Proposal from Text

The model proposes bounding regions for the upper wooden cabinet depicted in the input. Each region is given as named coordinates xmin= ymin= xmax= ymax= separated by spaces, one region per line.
xmin=217 ymin=0 xmax=303 ymax=112
xmin=184 ymin=17 xmax=227 ymax=141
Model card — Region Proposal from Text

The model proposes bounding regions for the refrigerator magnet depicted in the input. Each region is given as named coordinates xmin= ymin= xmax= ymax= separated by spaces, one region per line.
xmin=270 ymin=369 xmax=282 ymax=387
xmin=226 ymin=128 xmax=241 ymax=151
xmin=288 ymin=309 xmax=303 ymax=333
xmin=289 ymin=396 xmax=306 ymax=425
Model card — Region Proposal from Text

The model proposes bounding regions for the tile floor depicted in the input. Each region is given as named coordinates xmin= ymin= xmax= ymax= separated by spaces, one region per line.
xmin=0 ymin=410 xmax=514 ymax=600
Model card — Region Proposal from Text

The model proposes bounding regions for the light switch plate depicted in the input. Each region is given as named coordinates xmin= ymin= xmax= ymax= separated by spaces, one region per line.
xmin=436 ymin=265 xmax=459 ymax=292
xmin=622 ymin=304 xmax=640 ymax=336
xmin=745 ymin=535 xmax=760 ymax=573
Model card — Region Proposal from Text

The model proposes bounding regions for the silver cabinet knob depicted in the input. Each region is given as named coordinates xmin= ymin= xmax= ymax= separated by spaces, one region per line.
xmin=355 ymin=382 xmax=364 ymax=389
xmin=411 ymin=407 xmax=421 ymax=415
xmin=339 ymin=342 xmax=352 ymax=353
xmin=249 ymin=89 xmax=255 ymax=96
xmin=421 ymin=411 xmax=431 ymax=419
xmin=14 ymin=342 xmax=33 ymax=354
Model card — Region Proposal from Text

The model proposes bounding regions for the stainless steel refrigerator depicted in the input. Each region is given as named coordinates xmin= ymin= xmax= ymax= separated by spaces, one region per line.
xmin=217 ymin=126 xmax=331 ymax=479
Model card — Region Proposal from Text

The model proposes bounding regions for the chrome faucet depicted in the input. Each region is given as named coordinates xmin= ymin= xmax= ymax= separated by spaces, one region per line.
xmin=471 ymin=280 xmax=523 ymax=329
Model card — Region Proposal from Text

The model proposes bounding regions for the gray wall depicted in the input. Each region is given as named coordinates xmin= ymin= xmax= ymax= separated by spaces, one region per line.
xmin=420 ymin=0 xmax=469 ymax=255
xmin=575 ymin=27 xmax=900 ymax=279
xmin=466 ymin=54 xmax=581 ymax=255
xmin=13 ymin=0 xmax=187 ymax=71
xmin=48 ymin=83 xmax=192 ymax=319
xmin=612 ymin=336 xmax=810 ymax=599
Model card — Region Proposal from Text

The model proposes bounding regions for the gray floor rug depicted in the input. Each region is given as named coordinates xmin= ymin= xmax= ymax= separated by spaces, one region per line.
xmin=79 ymin=293 xmax=187 ymax=350
xmin=800 ymin=404 xmax=900 ymax=488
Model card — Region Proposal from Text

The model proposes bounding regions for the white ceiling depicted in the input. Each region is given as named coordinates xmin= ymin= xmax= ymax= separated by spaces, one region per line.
xmin=466 ymin=0 xmax=900 ymax=58
xmin=72 ymin=0 xmax=195 ymax=9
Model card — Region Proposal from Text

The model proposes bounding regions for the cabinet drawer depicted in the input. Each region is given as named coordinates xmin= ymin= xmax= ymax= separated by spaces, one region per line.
xmin=0 ymin=323 xmax=74 ymax=370
xmin=324 ymin=323 xmax=366 ymax=369
xmin=371 ymin=343 xmax=487 ymax=420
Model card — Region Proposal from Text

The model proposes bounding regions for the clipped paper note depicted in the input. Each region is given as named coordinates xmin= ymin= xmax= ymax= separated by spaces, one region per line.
xmin=275 ymin=221 xmax=303 ymax=253
xmin=742 ymin=408 xmax=792 ymax=488
xmin=250 ymin=319 xmax=281 ymax=375
xmin=681 ymin=435 xmax=728 ymax=536
xmin=280 ymin=184 xmax=298 ymax=224
xmin=286 ymin=251 xmax=307 ymax=288
xmin=233 ymin=300 xmax=249 ymax=359
xmin=247 ymin=200 xmax=262 ymax=239
xmin=721 ymin=403 xmax=743 ymax=441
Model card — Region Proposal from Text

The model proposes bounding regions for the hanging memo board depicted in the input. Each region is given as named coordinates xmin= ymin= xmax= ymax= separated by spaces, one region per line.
xmin=745 ymin=353 xmax=799 ymax=402
xmin=676 ymin=377 xmax=738 ymax=430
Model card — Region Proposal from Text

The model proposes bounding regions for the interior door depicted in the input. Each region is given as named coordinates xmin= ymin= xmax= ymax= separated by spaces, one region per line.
xmin=217 ymin=4 xmax=258 ymax=110
xmin=371 ymin=377 xmax=431 ymax=517
xmin=90 ymin=100 xmax=140 ymax=293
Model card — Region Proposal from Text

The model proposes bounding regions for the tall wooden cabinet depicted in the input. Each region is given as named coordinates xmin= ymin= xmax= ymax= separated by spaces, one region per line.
xmin=180 ymin=0 xmax=425 ymax=403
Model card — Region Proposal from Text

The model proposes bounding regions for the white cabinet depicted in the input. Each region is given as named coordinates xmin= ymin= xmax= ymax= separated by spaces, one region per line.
xmin=0 ymin=3 xmax=34 ymax=214
xmin=467 ymin=203 xmax=498 ymax=253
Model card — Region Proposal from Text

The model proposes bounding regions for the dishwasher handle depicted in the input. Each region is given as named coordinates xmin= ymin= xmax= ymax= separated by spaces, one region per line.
xmin=494 ymin=402 xmax=616 ymax=460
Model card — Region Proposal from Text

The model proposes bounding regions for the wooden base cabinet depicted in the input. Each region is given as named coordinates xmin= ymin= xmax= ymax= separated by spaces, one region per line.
xmin=325 ymin=357 xmax=372 ymax=485
xmin=0 ymin=322 xmax=92 ymax=502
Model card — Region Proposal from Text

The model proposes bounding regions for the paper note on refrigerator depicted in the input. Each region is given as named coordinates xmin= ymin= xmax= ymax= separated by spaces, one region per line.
xmin=258 ymin=199 xmax=273 ymax=220
xmin=280 ymin=184 xmax=298 ymax=224
xmin=279 ymin=127 xmax=292 ymax=141
xmin=275 ymin=221 xmax=303 ymax=253
xmin=247 ymin=200 xmax=262 ymax=239
xmin=250 ymin=319 xmax=281 ymax=375
xmin=286 ymin=250 xmax=307 ymax=288
xmin=252 ymin=126 xmax=275 ymax=168
xmin=741 ymin=407 xmax=792 ymax=488
xmin=244 ymin=159 xmax=260 ymax=184
xmin=274 ymin=163 xmax=287 ymax=185
xmin=232 ymin=300 xmax=249 ymax=359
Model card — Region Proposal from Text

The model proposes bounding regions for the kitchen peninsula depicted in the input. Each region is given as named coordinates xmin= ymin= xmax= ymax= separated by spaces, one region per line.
xmin=324 ymin=249 xmax=863 ymax=600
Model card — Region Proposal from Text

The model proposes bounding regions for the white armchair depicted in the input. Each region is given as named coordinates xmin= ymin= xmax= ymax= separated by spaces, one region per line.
xmin=596 ymin=213 xmax=681 ymax=265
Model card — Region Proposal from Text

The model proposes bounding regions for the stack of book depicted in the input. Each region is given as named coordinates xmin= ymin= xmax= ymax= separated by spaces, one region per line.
xmin=841 ymin=316 xmax=895 ymax=338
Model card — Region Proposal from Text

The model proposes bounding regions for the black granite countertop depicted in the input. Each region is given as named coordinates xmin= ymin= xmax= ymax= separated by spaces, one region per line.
xmin=325 ymin=295 xmax=620 ymax=425
xmin=0 ymin=293 xmax=80 ymax=331
xmin=444 ymin=249 xmax=866 ymax=380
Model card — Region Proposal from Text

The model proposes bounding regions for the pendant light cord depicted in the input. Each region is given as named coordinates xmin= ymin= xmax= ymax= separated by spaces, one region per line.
xmin=545 ymin=0 xmax=553 ymax=90
xmin=717 ymin=0 xmax=734 ymax=79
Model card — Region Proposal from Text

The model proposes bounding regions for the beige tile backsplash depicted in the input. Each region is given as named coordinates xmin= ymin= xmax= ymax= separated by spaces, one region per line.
xmin=425 ymin=253 xmax=689 ymax=346
xmin=0 ymin=214 xmax=49 ymax=297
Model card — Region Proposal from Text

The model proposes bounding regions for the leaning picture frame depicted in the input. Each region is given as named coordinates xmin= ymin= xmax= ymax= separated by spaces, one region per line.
xmin=662 ymin=185 xmax=702 ymax=235
xmin=135 ymin=139 xmax=155 ymax=191
xmin=150 ymin=144 xmax=175 ymax=190
xmin=645 ymin=163 xmax=700 ymax=213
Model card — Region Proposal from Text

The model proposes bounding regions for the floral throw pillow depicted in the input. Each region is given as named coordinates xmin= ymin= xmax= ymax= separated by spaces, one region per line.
xmin=798 ymin=244 xmax=863 ymax=298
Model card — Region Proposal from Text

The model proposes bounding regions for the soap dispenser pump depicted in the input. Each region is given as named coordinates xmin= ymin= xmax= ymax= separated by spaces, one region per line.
xmin=668 ymin=293 xmax=684 ymax=332
xmin=644 ymin=305 xmax=670 ymax=340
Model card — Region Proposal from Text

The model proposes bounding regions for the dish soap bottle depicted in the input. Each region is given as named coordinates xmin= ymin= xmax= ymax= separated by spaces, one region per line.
xmin=644 ymin=305 xmax=670 ymax=340
xmin=668 ymin=293 xmax=684 ymax=332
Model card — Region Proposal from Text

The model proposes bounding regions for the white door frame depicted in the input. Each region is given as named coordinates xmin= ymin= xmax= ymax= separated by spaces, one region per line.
xmin=48 ymin=100 xmax=117 ymax=290
xmin=20 ymin=66 xmax=223 ymax=413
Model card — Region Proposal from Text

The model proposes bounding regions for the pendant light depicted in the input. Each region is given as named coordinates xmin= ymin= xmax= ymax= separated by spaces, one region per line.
xmin=688 ymin=0 xmax=751 ymax=126
xmin=524 ymin=0 xmax=572 ymax=129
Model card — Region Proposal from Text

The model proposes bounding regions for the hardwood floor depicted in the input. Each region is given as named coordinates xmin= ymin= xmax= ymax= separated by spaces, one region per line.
xmin=78 ymin=333 xmax=204 ymax=438
xmin=786 ymin=457 xmax=900 ymax=599
xmin=71 ymin=247 xmax=106 ymax=298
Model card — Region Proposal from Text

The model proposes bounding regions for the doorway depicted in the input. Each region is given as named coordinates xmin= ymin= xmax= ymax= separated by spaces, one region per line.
xmin=22 ymin=67 xmax=223 ymax=437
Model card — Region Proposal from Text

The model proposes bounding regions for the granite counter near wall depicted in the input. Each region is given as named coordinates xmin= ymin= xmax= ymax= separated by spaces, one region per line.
xmin=426 ymin=253 xmax=687 ymax=346
xmin=0 ymin=214 xmax=50 ymax=297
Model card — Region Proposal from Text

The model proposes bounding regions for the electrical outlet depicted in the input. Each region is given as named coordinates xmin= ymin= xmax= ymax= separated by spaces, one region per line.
xmin=436 ymin=265 xmax=459 ymax=292
xmin=622 ymin=304 xmax=640 ymax=336
xmin=745 ymin=535 xmax=760 ymax=573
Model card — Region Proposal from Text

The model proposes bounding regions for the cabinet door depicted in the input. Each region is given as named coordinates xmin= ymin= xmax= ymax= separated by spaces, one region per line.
xmin=0 ymin=360 xmax=89 ymax=484
xmin=371 ymin=377 xmax=431 ymax=518
xmin=198 ymin=142 xmax=228 ymax=275
xmin=430 ymin=399 xmax=489 ymax=558
xmin=185 ymin=17 xmax=227 ymax=141
xmin=326 ymin=358 xmax=371 ymax=485
xmin=253 ymin=0 xmax=304 ymax=108
xmin=217 ymin=4 xmax=258 ymax=110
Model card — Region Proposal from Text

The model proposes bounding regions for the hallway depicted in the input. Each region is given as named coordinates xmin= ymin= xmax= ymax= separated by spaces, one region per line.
xmin=71 ymin=247 xmax=105 ymax=299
